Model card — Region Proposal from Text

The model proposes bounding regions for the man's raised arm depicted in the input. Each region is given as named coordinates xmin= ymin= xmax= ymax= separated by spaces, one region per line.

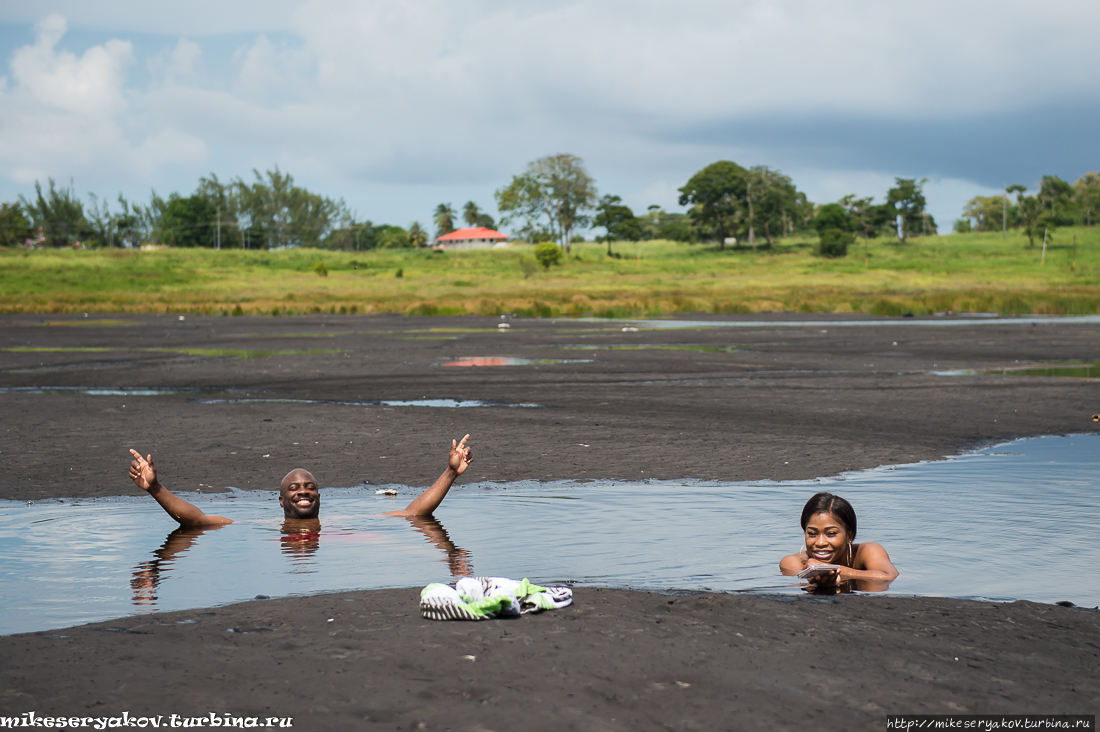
xmin=128 ymin=449 xmax=232 ymax=526
xmin=386 ymin=434 xmax=472 ymax=517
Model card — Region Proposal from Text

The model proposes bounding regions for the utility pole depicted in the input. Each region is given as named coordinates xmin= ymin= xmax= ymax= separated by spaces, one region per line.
xmin=1002 ymin=185 xmax=1007 ymax=239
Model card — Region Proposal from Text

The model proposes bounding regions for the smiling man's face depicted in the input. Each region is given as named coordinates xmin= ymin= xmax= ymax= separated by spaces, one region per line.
xmin=278 ymin=469 xmax=320 ymax=519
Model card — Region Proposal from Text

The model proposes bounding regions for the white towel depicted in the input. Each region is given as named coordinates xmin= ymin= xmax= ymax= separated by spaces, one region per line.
xmin=420 ymin=576 xmax=573 ymax=621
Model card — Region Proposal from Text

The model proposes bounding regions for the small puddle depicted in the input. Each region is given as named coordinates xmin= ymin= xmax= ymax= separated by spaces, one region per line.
xmin=0 ymin=386 xmax=229 ymax=396
xmin=1 ymin=434 xmax=1096 ymax=635
xmin=440 ymin=357 xmax=594 ymax=367
xmin=933 ymin=362 xmax=1098 ymax=378
xmin=590 ymin=315 xmax=1100 ymax=329
xmin=3 ymin=347 xmax=116 ymax=353
xmin=146 ymin=348 xmax=344 ymax=359
xmin=25 ymin=319 xmax=138 ymax=327
xmin=555 ymin=344 xmax=745 ymax=353
xmin=0 ymin=389 xmax=544 ymax=407
xmin=193 ymin=397 xmax=544 ymax=408
xmin=3 ymin=346 xmax=343 ymax=359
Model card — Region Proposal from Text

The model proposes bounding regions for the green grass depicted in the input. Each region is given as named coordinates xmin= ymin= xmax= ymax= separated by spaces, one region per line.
xmin=1 ymin=228 xmax=1098 ymax=316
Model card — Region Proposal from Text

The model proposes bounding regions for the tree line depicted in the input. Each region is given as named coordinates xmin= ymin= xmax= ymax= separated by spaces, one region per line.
xmin=489 ymin=155 xmax=937 ymax=258
xmin=0 ymin=168 xmax=442 ymax=251
xmin=956 ymin=173 xmax=1099 ymax=247
xmin=4 ymin=155 xmax=1091 ymax=256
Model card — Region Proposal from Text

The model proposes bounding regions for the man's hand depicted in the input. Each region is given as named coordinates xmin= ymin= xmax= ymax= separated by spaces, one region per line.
xmin=448 ymin=434 xmax=472 ymax=475
xmin=389 ymin=434 xmax=473 ymax=517
xmin=129 ymin=449 xmax=159 ymax=492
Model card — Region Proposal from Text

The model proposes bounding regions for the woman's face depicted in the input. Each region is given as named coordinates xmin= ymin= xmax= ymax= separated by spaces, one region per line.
xmin=804 ymin=511 xmax=852 ymax=564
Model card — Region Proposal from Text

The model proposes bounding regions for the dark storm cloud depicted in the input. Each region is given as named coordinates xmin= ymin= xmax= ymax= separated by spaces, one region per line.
xmin=665 ymin=103 xmax=1100 ymax=188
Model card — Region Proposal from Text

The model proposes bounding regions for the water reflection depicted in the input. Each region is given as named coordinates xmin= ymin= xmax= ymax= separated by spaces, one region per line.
xmin=801 ymin=577 xmax=894 ymax=595
xmin=279 ymin=519 xmax=321 ymax=571
xmin=130 ymin=514 xmax=472 ymax=610
xmin=4 ymin=434 xmax=1097 ymax=635
xmin=403 ymin=514 xmax=473 ymax=577
xmin=131 ymin=524 xmax=228 ymax=608
xmin=440 ymin=357 xmax=593 ymax=367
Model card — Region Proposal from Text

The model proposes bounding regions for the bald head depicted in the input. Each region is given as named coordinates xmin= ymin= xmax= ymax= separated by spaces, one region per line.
xmin=281 ymin=469 xmax=316 ymax=492
xmin=278 ymin=468 xmax=320 ymax=519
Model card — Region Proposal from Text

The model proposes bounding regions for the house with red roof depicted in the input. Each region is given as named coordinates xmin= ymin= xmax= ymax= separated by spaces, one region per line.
xmin=434 ymin=226 xmax=510 ymax=249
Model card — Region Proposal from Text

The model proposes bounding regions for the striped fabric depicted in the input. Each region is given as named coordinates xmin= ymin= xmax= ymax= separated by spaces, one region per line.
xmin=420 ymin=577 xmax=573 ymax=621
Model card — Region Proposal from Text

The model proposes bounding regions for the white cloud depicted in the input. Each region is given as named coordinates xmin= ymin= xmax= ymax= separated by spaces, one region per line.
xmin=0 ymin=1 xmax=1097 ymax=229
xmin=0 ymin=15 xmax=208 ymax=190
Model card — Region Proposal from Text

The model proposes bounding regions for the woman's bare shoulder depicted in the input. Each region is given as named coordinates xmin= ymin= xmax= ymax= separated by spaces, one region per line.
xmin=779 ymin=552 xmax=807 ymax=574
xmin=853 ymin=541 xmax=889 ymax=561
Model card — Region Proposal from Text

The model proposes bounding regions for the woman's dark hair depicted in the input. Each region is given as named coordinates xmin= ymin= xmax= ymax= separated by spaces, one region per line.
xmin=800 ymin=492 xmax=857 ymax=538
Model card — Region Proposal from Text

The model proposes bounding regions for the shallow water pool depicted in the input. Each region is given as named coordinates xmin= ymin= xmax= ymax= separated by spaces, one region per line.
xmin=1 ymin=434 xmax=1096 ymax=635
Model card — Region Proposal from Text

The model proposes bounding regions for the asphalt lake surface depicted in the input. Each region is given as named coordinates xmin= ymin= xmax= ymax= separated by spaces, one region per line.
xmin=2 ymin=433 xmax=1096 ymax=635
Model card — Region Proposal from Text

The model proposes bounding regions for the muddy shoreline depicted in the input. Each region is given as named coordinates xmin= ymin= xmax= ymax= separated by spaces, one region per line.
xmin=2 ymin=313 xmax=1097 ymax=500
xmin=2 ymin=313 xmax=1098 ymax=728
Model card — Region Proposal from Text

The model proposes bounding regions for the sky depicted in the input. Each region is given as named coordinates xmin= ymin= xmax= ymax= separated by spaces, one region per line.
xmin=1 ymin=0 xmax=1098 ymax=236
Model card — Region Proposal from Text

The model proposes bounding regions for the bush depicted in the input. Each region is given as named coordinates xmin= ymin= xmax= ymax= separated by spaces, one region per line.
xmin=313 ymin=261 xmax=328 ymax=276
xmin=519 ymin=257 xmax=538 ymax=278
xmin=813 ymin=203 xmax=852 ymax=234
xmin=818 ymin=228 xmax=852 ymax=258
xmin=953 ymin=218 xmax=973 ymax=233
xmin=533 ymin=241 xmax=563 ymax=269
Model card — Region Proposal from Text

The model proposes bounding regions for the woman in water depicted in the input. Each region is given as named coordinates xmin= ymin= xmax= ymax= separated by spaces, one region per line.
xmin=780 ymin=492 xmax=899 ymax=584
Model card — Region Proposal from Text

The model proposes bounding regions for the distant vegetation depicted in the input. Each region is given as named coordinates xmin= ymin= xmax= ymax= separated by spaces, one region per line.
xmin=3 ymin=156 xmax=1095 ymax=263
xmin=0 ymin=168 xmax=426 ymax=252
xmin=956 ymin=173 xmax=1100 ymax=248
xmin=2 ymin=157 xmax=1098 ymax=317
xmin=1 ymin=228 xmax=1096 ymax=316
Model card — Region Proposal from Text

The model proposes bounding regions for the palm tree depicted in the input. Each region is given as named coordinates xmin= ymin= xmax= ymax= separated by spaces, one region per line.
xmin=433 ymin=203 xmax=455 ymax=239
xmin=408 ymin=221 xmax=428 ymax=248
xmin=463 ymin=201 xmax=481 ymax=228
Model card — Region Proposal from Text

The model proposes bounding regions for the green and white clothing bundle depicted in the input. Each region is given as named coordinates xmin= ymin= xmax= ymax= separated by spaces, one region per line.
xmin=420 ymin=576 xmax=573 ymax=621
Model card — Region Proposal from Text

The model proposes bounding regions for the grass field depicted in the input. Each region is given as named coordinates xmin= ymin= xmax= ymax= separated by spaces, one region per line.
xmin=1 ymin=228 xmax=1098 ymax=317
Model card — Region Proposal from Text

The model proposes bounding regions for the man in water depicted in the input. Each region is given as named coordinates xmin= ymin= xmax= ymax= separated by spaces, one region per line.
xmin=127 ymin=434 xmax=473 ymax=525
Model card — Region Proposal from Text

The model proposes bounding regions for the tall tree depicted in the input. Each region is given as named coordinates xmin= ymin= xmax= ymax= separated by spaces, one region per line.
xmin=20 ymin=179 xmax=87 ymax=247
xmin=592 ymin=194 xmax=640 ymax=255
xmin=1074 ymin=171 xmax=1100 ymax=226
xmin=161 ymin=194 xmax=217 ymax=248
xmin=434 ymin=203 xmax=456 ymax=239
xmin=962 ymin=195 xmax=1011 ymax=232
xmin=195 ymin=173 xmax=240 ymax=249
xmin=495 ymin=154 xmax=597 ymax=252
xmin=377 ymin=225 xmax=411 ymax=249
xmin=813 ymin=203 xmax=853 ymax=233
xmin=114 ymin=195 xmax=141 ymax=248
xmin=131 ymin=191 xmax=168 ymax=245
xmin=408 ymin=221 xmax=428 ymax=248
xmin=1004 ymin=184 xmax=1027 ymax=236
xmin=462 ymin=201 xmax=481 ymax=228
xmin=838 ymin=195 xmax=892 ymax=239
xmin=885 ymin=178 xmax=934 ymax=242
xmin=746 ymin=166 xmax=804 ymax=247
xmin=461 ymin=201 xmax=495 ymax=230
xmin=1038 ymin=175 xmax=1075 ymax=225
xmin=678 ymin=161 xmax=748 ymax=250
xmin=1016 ymin=195 xmax=1044 ymax=248
xmin=85 ymin=193 xmax=117 ymax=247
xmin=0 ymin=202 xmax=33 ymax=246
